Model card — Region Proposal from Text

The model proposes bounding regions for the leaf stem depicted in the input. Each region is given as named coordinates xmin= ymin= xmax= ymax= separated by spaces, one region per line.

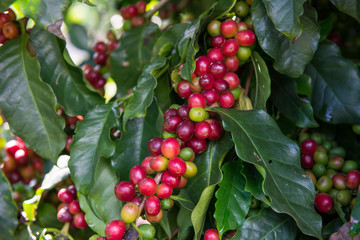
xmin=117 ymin=93 xmax=134 ymax=102
xmin=155 ymin=64 xmax=169 ymax=79
xmin=131 ymin=222 xmax=143 ymax=239
xmin=244 ymin=65 xmax=254 ymax=96
xmin=144 ymin=0 xmax=170 ymax=18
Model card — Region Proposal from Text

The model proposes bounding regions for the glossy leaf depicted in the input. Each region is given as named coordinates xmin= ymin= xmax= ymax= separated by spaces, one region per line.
xmin=122 ymin=58 xmax=167 ymax=128
xmin=112 ymin=100 xmax=163 ymax=181
xmin=234 ymin=208 xmax=297 ymax=240
xmin=0 ymin=36 xmax=66 ymax=163
xmin=178 ymin=0 xmax=236 ymax=80
xmin=305 ymin=41 xmax=360 ymax=124
xmin=177 ymin=206 xmax=194 ymax=239
xmin=252 ymin=0 xmax=320 ymax=78
xmin=262 ymin=0 xmax=307 ymax=39
xmin=212 ymin=108 xmax=322 ymax=238
xmin=178 ymin=133 xmax=233 ymax=210
xmin=241 ymin=163 xmax=269 ymax=204
xmin=270 ymin=70 xmax=318 ymax=128
xmin=330 ymin=0 xmax=360 ymax=23
xmin=214 ymin=161 xmax=252 ymax=235
xmin=0 ymin=171 xmax=18 ymax=240
xmin=251 ymin=51 xmax=271 ymax=110
xmin=154 ymin=74 xmax=174 ymax=113
xmin=319 ymin=14 xmax=335 ymax=42
xmin=110 ymin=23 xmax=161 ymax=97
xmin=351 ymin=186 xmax=360 ymax=221
xmin=15 ymin=0 xmax=70 ymax=28
xmin=0 ymin=0 xmax=14 ymax=11
xmin=295 ymin=74 xmax=311 ymax=98
xmin=30 ymin=27 xmax=103 ymax=116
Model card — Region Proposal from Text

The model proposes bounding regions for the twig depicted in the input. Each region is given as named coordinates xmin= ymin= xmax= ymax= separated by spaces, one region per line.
xmin=244 ymin=65 xmax=254 ymax=96
xmin=144 ymin=0 xmax=170 ymax=18
xmin=168 ymin=228 xmax=179 ymax=240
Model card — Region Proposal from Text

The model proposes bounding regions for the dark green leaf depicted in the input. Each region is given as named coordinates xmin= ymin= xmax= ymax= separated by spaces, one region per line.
xmin=295 ymin=74 xmax=311 ymax=98
xmin=271 ymin=70 xmax=318 ymax=128
xmin=261 ymin=0 xmax=307 ymax=39
xmin=305 ymin=41 xmax=360 ymax=124
xmin=241 ymin=163 xmax=269 ymax=204
xmin=319 ymin=14 xmax=335 ymax=42
xmin=178 ymin=133 xmax=233 ymax=210
xmin=251 ymin=51 xmax=271 ymax=110
xmin=214 ymin=161 xmax=252 ymax=235
xmin=112 ymin=100 xmax=163 ymax=181
xmin=252 ymin=0 xmax=320 ymax=78
xmin=334 ymin=200 xmax=346 ymax=223
xmin=0 ymin=171 xmax=18 ymax=240
xmin=15 ymin=0 xmax=70 ymax=28
xmin=351 ymin=186 xmax=360 ymax=221
xmin=177 ymin=206 xmax=194 ymax=240
xmin=66 ymin=24 xmax=90 ymax=50
xmin=234 ymin=208 xmax=297 ymax=240
xmin=212 ymin=108 xmax=322 ymax=238
xmin=330 ymin=0 xmax=360 ymax=23
xmin=30 ymin=27 xmax=103 ymax=116
xmin=322 ymin=218 xmax=342 ymax=238
xmin=0 ymin=0 xmax=14 ymax=11
xmin=36 ymin=203 xmax=62 ymax=228
xmin=122 ymin=58 xmax=167 ymax=128
xmin=110 ymin=23 xmax=161 ymax=97
xmin=178 ymin=0 xmax=236 ymax=80
xmin=0 ymin=36 xmax=66 ymax=163
xmin=152 ymin=23 xmax=189 ymax=59
xmin=154 ymin=74 xmax=174 ymax=113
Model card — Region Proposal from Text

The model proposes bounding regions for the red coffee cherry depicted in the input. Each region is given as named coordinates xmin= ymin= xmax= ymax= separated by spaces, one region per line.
xmin=145 ymin=196 xmax=161 ymax=216
xmin=235 ymin=30 xmax=256 ymax=46
xmin=114 ymin=181 xmax=135 ymax=201
xmin=129 ymin=165 xmax=146 ymax=185
xmin=167 ymin=157 xmax=187 ymax=176
xmin=73 ymin=212 xmax=88 ymax=229
xmin=161 ymin=170 xmax=181 ymax=188
xmin=105 ymin=220 xmax=126 ymax=240
xmin=161 ymin=138 xmax=180 ymax=159
xmin=314 ymin=193 xmax=333 ymax=213
xmin=204 ymin=229 xmax=220 ymax=240
xmin=156 ymin=183 xmax=173 ymax=199
xmin=138 ymin=177 xmax=158 ymax=196
xmin=58 ymin=188 xmax=74 ymax=204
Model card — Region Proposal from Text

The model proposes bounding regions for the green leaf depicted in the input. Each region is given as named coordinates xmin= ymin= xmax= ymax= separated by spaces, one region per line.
xmin=0 ymin=171 xmax=18 ymax=240
xmin=319 ymin=14 xmax=335 ymax=42
xmin=122 ymin=58 xmax=167 ymax=128
xmin=241 ymin=163 xmax=269 ymax=204
xmin=0 ymin=35 xmax=66 ymax=163
xmin=177 ymin=206 xmax=194 ymax=239
xmin=214 ymin=161 xmax=252 ymax=235
xmin=234 ymin=208 xmax=297 ymax=240
xmin=270 ymin=70 xmax=318 ymax=128
xmin=252 ymin=0 xmax=320 ymax=78
xmin=152 ymin=23 xmax=189 ymax=59
xmin=305 ymin=41 xmax=360 ymax=124
xmin=110 ymin=23 xmax=161 ymax=97
xmin=261 ymin=0 xmax=307 ymax=39
xmin=178 ymin=133 xmax=233 ymax=210
xmin=334 ymin=200 xmax=346 ymax=223
xmin=30 ymin=27 xmax=103 ymax=116
xmin=251 ymin=51 xmax=271 ymax=110
xmin=178 ymin=0 xmax=236 ymax=80
xmin=330 ymin=0 xmax=360 ymax=23
xmin=14 ymin=0 xmax=70 ymax=28
xmin=154 ymin=74 xmax=174 ymax=113
xmin=112 ymin=100 xmax=163 ymax=181
xmin=351 ymin=186 xmax=360 ymax=222
xmin=295 ymin=74 xmax=311 ymax=98
xmin=0 ymin=0 xmax=15 ymax=11
xmin=211 ymin=108 xmax=322 ymax=239
xmin=66 ymin=24 xmax=89 ymax=50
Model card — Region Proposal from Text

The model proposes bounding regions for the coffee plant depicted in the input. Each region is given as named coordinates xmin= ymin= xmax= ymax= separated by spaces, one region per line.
xmin=0 ymin=0 xmax=359 ymax=239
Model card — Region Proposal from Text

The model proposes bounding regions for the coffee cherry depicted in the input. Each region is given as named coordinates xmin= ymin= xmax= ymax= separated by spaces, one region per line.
xmin=224 ymin=55 xmax=240 ymax=72
xmin=315 ymin=175 xmax=333 ymax=193
xmin=346 ymin=170 xmax=360 ymax=189
xmin=238 ymin=22 xmax=248 ymax=31
xmin=189 ymin=107 xmax=207 ymax=122
xmin=190 ymin=77 xmax=202 ymax=93
xmin=183 ymin=161 xmax=198 ymax=178
xmin=121 ymin=202 xmax=139 ymax=223
xmin=328 ymin=156 xmax=344 ymax=170
xmin=220 ymin=19 xmax=238 ymax=38
xmin=202 ymin=89 xmax=219 ymax=105
xmin=195 ymin=56 xmax=211 ymax=76
xmin=114 ymin=181 xmax=135 ymax=201
xmin=69 ymin=200 xmax=81 ymax=214
xmin=234 ymin=1 xmax=250 ymax=17
xmin=223 ymin=72 xmax=240 ymax=90
xmin=2 ymin=22 xmax=18 ymax=39
xmin=219 ymin=91 xmax=235 ymax=108
xmin=204 ymin=229 xmax=220 ymax=240
xmin=199 ymin=73 xmax=215 ymax=90
xmin=4 ymin=140 xmax=21 ymax=157
xmin=14 ymin=149 xmax=29 ymax=166
xmin=305 ymin=171 xmax=316 ymax=186
xmin=195 ymin=121 xmax=211 ymax=139
xmin=130 ymin=195 xmax=142 ymax=206
xmin=161 ymin=170 xmax=181 ymax=188
xmin=73 ymin=212 xmax=88 ymax=229
xmin=205 ymin=119 xmax=223 ymax=141
xmin=176 ymin=120 xmax=195 ymax=142
xmin=208 ymin=61 xmax=227 ymax=79
xmin=156 ymin=183 xmax=173 ymax=199
xmin=231 ymin=87 xmax=241 ymax=100
xmin=177 ymin=176 xmax=188 ymax=188
xmin=141 ymin=156 xmax=156 ymax=174
xmin=179 ymin=147 xmax=195 ymax=161
xmin=148 ymin=137 xmax=163 ymax=156
xmin=138 ymin=224 xmax=156 ymax=240
xmin=129 ymin=165 xmax=146 ymax=185
xmin=211 ymin=35 xmax=226 ymax=47
xmin=0 ymin=31 xmax=8 ymax=44
xmin=145 ymin=196 xmax=161 ymax=216
xmin=188 ymin=93 xmax=206 ymax=109
xmin=93 ymin=41 xmax=107 ymax=53
xmin=160 ymin=198 xmax=174 ymax=210
xmin=57 ymin=205 xmax=73 ymax=223
xmin=342 ymin=160 xmax=358 ymax=173
xmin=235 ymin=30 xmax=256 ymax=46
xmin=105 ymin=220 xmax=126 ymax=240
xmin=332 ymin=174 xmax=346 ymax=190
xmin=164 ymin=108 xmax=178 ymax=120
xmin=19 ymin=165 xmax=35 ymax=180
xmin=177 ymin=105 xmax=190 ymax=120
xmin=177 ymin=80 xmax=192 ymax=98
xmin=161 ymin=138 xmax=180 ymax=159
xmin=150 ymin=156 xmax=168 ymax=172
xmin=167 ymin=157 xmax=187 ymax=176
xmin=237 ymin=47 xmax=252 ymax=61
xmin=222 ymin=39 xmax=239 ymax=57
xmin=314 ymin=193 xmax=333 ymax=213
xmin=131 ymin=16 xmax=145 ymax=27
xmin=164 ymin=115 xmax=183 ymax=133
xmin=337 ymin=190 xmax=352 ymax=206
xmin=7 ymin=170 xmax=21 ymax=183
xmin=301 ymin=139 xmax=317 ymax=155
xmin=300 ymin=154 xmax=314 ymax=169
xmin=138 ymin=177 xmax=157 ymax=196
xmin=146 ymin=209 xmax=163 ymax=223
xmin=108 ymin=40 xmax=119 ymax=51
xmin=313 ymin=163 xmax=326 ymax=178
xmin=187 ymin=137 xmax=207 ymax=154
xmin=136 ymin=1 xmax=147 ymax=14
xmin=314 ymin=151 xmax=328 ymax=165
xmin=207 ymin=48 xmax=224 ymax=62
xmin=0 ymin=13 xmax=11 ymax=28
xmin=1 ymin=156 xmax=16 ymax=172
xmin=207 ymin=20 xmax=221 ymax=36
xmin=58 ymin=188 xmax=74 ymax=204
xmin=213 ymin=79 xmax=229 ymax=94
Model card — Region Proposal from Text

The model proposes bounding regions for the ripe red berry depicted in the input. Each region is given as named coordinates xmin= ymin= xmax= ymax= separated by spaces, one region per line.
xmin=220 ymin=19 xmax=238 ymax=38
xmin=69 ymin=200 xmax=81 ymax=214
xmin=190 ymin=77 xmax=202 ymax=93
xmin=332 ymin=174 xmax=346 ymax=190
xmin=235 ymin=30 xmax=256 ymax=46
xmin=208 ymin=61 xmax=227 ymax=79
xmin=7 ymin=170 xmax=21 ymax=183
xmin=108 ymin=40 xmax=119 ymax=51
xmin=177 ymin=105 xmax=190 ymax=120
xmin=176 ymin=120 xmax=195 ymax=142
xmin=224 ymin=56 xmax=239 ymax=72
xmin=301 ymin=139 xmax=317 ymax=155
xmin=114 ymin=181 xmax=135 ymax=201
xmin=219 ymin=91 xmax=235 ymax=108
xmin=177 ymin=176 xmax=188 ymax=188
xmin=131 ymin=16 xmax=145 ymax=27
xmin=150 ymin=156 xmax=168 ymax=172
xmin=93 ymin=41 xmax=107 ymax=53
xmin=300 ymin=154 xmax=315 ymax=169
xmin=314 ymin=193 xmax=333 ymax=213
xmin=148 ymin=137 xmax=163 ymax=156
xmin=195 ymin=56 xmax=211 ymax=76
xmin=138 ymin=177 xmax=158 ymax=196
xmin=346 ymin=170 xmax=360 ymax=189
xmin=57 ymin=205 xmax=73 ymax=223
xmin=14 ymin=149 xmax=28 ymax=166
xmin=223 ymin=72 xmax=240 ymax=90
xmin=141 ymin=156 xmax=156 ymax=174
xmin=164 ymin=115 xmax=183 ymax=133
xmin=0 ymin=13 xmax=11 ymax=29
xmin=68 ymin=185 xmax=77 ymax=198
xmin=5 ymin=140 xmax=22 ymax=157
xmin=161 ymin=138 xmax=180 ymax=159
xmin=199 ymin=73 xmax=215 ymax=90
xmin=93 ymin=51 xmax=108 ymax=66
xmin=188 ymin=93 xmax=206 ymax=109
xmin=129 ymin=165 xmax=146 ymax=185
xmin=202 ymin=89 xmax=219 ymax=105
xmin=73 ymin=212 xmax=88 ymax=229
xmin=187 ymin=137 xmax=207 ymax=154
xmin=205 ymin=119 xmax=223 ymax=141
xmin=105 ymin=220 xmax=126 ymax=240
xmin=177 ymin=80 xmax=192 ymax=98
xmin=145 ymin=196 xmax=161 ymax=216
xmin=204 ymin=229 xmax=220 ymax=240
xmin=164 ymin=108 xmax=178 ymax=120
xmin=207 ymin=48 xmax=224 ymax=62
xmin=213 ymin=79 xmax=229 ymax=94
xmin=167 ymin=157 xmax=187 ymax=176
xmin=136 ymin=1 xmax=147 ymax=14
xmin=222 ymin=39 xmax=239 ymax=57
xmin=195 ymin=121 xmax=212 ymax=139
xmin=58 ymin=188 xmax=74 ymax=204
xmin=161 ymin=170 xmax=181 ymax=188
xmin=156 ymin=183 xmax=173 ymax=199
xmin=211 ymin=35 xmax=226 ymax=47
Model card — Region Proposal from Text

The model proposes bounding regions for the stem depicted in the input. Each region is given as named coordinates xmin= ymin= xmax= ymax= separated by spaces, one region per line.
xmin=26 ymin=225 xmax=37 ymax=240
xmin=168 ymin=228 xmax=179 ymax=240
xmin=117 ymin=93 xmax=134 ymax=102
xmin=144 ymin=0 xmax=170 ymax=18
xmin=131 ymin=222 xmax=142 ymax=239
xmin=155 ymin=65 xmax=169 ymax=79
xmin=244 ymin=65 xmax=254 ymax=96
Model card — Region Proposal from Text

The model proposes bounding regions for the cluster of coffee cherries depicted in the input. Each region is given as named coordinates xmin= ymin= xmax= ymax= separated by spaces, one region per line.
xmin=299 ymin=132 xmax=360 ymax=214
xmin=175 ymin=4 xmax=256 ymax=109
xmin=120 ymin=1 xmax=147 ymax=31
xmin=83 ymin=30 xmax=119 ymax=90
xmin=0 ymin=8 xmax=19 ymax=45
xmin=1 ymin=137 xmax=44 ymax=186
xmin=57 ymin=185 xmax=88 ymax=229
